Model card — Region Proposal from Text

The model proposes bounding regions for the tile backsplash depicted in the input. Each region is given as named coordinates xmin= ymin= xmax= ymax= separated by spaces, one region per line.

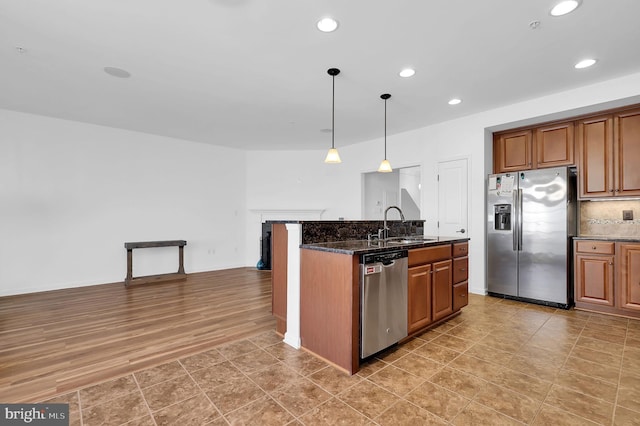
xmin=580 ymin=199 xmax=640 ymax=237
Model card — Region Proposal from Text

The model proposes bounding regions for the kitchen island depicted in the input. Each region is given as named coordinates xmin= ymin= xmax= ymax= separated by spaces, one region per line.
xmin=268 ymin=220 xmax=425 ymax=342
xmin=299 ymin=236 xmax=469 ymax=374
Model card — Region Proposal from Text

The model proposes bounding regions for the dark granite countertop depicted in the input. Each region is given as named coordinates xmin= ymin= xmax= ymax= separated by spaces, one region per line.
xmin=301 ymin=236 xmax=470 ymax=255
xmin=265 ymin=219 xmax=426 ymax=224
xmin=573 ymin=236 xmax=640 ymax=242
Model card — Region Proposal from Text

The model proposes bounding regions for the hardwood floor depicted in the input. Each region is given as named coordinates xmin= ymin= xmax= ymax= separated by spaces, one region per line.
xmin=0 ymin=268 xmax=275 ymax=403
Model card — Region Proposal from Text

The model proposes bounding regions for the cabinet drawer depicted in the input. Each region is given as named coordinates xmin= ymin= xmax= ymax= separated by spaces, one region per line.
xmin=575 ymin=240 xmax=615 ymax=255
xmin=453 ymin=281 xmax=468 ymax=311
xmin=408 ymin=244 xmax=451 ymax=267
xmin=453 ymin=257 xmax=468 ymax=284
xmin=453 ymin=242 xmax=468 ymax=258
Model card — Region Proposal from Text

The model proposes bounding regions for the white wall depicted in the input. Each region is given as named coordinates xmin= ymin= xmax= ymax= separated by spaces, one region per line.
xmin=0 ymin=110 xmax=247 ymax=296
xmin=399 ymin=167 xmax=421 ymax=221
xmin=362 ymin=170 xmax=399 ymax=220
xmin=4 ymin=72 xmax=640 ymax=297
xmin=245 ymin=72 xmax=640 ymax=295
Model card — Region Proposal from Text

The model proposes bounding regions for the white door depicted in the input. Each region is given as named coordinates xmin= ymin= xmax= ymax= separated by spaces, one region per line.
xmin=438 ymin=158 xmax=468 ymax=237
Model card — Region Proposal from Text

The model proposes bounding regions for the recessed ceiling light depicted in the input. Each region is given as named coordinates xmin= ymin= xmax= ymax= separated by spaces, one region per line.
xmin=550 ymin=0 xmax=581 ymax=16
xmin=448 ymin=98 xmax=462 ymax=105
xmin=574 ymin=58 xmax=597 ymax=69
xmin=317 ymin=17 xmax=338 ymax=32
xmin=399 ymin=68 xmax=415 ymax=78
xmin=103 ymin=66 xmax=131 ymax=78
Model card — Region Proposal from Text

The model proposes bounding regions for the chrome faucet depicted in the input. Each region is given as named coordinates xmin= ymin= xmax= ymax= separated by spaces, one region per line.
xmin=379 ymin=205 xmax=406 ymax=240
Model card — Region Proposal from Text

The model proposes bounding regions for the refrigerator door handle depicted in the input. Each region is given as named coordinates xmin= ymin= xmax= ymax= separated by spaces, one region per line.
xmin=518 ymin=188 xmax=523 ymax=251
xmin=512 ymin=190 xmax=518 ymax=251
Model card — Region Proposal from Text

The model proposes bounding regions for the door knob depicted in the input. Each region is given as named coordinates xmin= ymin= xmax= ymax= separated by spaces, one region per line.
xmin=456 ymin=228 xmax=466 ymax=233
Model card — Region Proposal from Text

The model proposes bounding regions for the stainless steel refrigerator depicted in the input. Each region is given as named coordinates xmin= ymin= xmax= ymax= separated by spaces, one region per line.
xmin=486 ymin=166 xmax=576 ymax=308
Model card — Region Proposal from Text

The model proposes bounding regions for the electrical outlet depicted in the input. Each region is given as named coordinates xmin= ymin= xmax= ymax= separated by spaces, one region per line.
xmin=623 ymin=210 xmax=633 ymax=220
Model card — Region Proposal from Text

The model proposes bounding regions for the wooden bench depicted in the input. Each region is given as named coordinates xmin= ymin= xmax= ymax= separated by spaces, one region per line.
xmin=124 ymin=240 xmax=187 ymax=286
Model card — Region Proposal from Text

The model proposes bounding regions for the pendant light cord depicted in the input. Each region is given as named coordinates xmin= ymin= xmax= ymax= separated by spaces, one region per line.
xmin=332 ymin=73 xmax=335 ymax=149
xmin=380 ymin=93 xmax=391 ymax=159
xmin=384 ymin=97 xmax=387 ymax=160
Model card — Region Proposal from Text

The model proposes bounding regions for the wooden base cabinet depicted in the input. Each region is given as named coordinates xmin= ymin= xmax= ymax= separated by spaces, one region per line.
xmin=432 ymin=260 xmax=453 ymax=322
xmin=575 ymin=248 xmax=615 ymax=307
xmin=407 ymin=242 xmax=468 ymax=335
xmin=407 ymin=245 xmax=451 ymax=334
xmin=619 ymin=243 xmax=640 ymax=312
xmin=453 ymin=282 xmax=469 ymax=311
xmin=408 ymin=264 xmax=432 ymax=333
xmin=574 ymin=240 xmax=640 ymax=319
xmin=452 ymin=243 xmax=469 ymax=311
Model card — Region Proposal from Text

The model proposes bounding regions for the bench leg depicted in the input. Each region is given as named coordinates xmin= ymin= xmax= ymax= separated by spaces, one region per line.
xmin=178 ymin=246 xmax=185 ymax=274
xmin=125 ymin=249 xmax=133 ymax=286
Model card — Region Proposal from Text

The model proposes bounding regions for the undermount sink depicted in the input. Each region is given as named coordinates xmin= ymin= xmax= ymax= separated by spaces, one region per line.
xmin=385 ymin=237 xmax=435 ymax=245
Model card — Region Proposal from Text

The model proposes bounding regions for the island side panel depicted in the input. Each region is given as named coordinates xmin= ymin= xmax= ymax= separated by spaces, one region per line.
xmin=271 ymin=224 xmax=288 ymax=335
xmin=300 ymin=248 xmax=360 ymax=374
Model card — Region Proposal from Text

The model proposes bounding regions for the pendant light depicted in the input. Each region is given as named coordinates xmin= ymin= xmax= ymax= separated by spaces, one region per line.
xmin=378 ymin=93 xmax=393 ymax=172
xmin=324 ymin=68 xmax=342 ymax=163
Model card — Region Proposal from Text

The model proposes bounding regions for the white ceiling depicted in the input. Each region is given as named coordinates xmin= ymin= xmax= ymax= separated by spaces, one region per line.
xmin=2 ymin=0 xmax=640 ymax=151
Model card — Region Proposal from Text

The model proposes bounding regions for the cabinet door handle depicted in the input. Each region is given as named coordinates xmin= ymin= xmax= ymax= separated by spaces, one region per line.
xmin=459 ymin=268 xmax=467 ymax=272
xmin=592 ymin=246 xmax=597 ymax=250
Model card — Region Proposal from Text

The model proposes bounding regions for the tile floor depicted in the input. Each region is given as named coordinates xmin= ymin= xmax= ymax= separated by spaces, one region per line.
xmin=41 ymin=294 xmax=640 ymax=425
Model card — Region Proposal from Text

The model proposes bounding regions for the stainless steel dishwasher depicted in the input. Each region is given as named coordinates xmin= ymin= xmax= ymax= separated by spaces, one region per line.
xmin=360 ymin=250 xmax=408 ymax=358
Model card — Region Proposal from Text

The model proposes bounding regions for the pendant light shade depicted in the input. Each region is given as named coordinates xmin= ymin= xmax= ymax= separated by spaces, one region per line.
xmin=378 ymin=93 xmax=392 ymax=172
xmin=324 ymin=68 xmax=342 ymax=164
xmin=324 ymin=148 xmax=341 ymax=163
xmin=378 ymin=159 xmax=392 ymax=173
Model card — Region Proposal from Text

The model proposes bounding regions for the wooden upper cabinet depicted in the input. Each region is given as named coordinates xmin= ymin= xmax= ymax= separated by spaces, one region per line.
xmin=577 ymin=109 xmax=640 ymax=198
xmin=494 ymin=122 xmax=576 ymax=174
xmin=615 ymin=109 xmax=640 ymax=197
xmin=577 ymin=115 xmax=614 ymax=198
xmin=494 ymin=130 xmax=533 ymax=173
xmin=535 ymin=122 xmax=574 ymax=168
